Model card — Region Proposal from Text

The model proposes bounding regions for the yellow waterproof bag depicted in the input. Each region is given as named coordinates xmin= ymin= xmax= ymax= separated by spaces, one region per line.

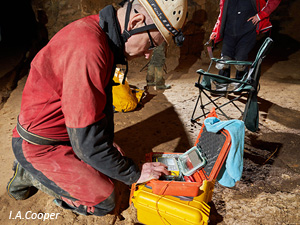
xmin=112 ymin=68 xmax=144 ymax=112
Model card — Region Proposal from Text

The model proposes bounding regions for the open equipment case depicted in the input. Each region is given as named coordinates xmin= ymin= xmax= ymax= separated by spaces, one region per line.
xmin=130 ymin=109 xmax=233 ymax=225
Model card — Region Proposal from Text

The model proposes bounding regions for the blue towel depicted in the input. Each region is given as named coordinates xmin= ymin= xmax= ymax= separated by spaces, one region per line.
xmin=204 ymin=117 xmax=245 ymax=187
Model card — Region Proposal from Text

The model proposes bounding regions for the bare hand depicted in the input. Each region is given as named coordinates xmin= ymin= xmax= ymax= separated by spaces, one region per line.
xmin=248 ymin=15 xmax=260 ymax=25
xmin=210 ymin=32 xmax=217 ymax=41
xmin=136 ymin=162 xmax=169 ymax=184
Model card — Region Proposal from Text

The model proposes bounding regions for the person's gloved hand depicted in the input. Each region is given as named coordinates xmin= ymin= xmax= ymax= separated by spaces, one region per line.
xmin=136 ymin=162 xmax=169 ymax=184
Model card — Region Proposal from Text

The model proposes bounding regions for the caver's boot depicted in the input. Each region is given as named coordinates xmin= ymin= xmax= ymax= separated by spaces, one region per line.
xmin=155 ymin=66 xmax=171 ymax=90
xmin=7 ymin=160 xmax=37 ymax=200
xmin=234 ymin=65 xmax=247 ymax=80
xmin=146 ymin=64 xmax=155 ymax=86
xmin=7 ymin=160 xmax=59 ymax=200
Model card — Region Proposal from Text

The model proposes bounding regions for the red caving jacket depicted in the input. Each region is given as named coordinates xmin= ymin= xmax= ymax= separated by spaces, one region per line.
xmin=12 ymin=7 xmax=140 ymax=204
xmin=211 ymin=0 xmax=281 ymax=43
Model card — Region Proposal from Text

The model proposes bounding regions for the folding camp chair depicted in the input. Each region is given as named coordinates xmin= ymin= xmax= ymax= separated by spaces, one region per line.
xmin=191 ymin=37 xmax=274 ymax=132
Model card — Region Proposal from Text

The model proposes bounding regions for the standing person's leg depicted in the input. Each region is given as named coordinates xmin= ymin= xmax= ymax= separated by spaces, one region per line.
xmin=154 ymin=43 xmax=169 ymax=89
xmin=146 ymin=43 xmax=160 ymax=86
xmin=146 ymin=64 xmax=155 ymax=86
xmin=234 ymin=29 xmax=257 ymax=79
xmin=217 ymin=34 xmax=236 ymax=78
xmin=147 ymin=42 xmax=170 ymax=89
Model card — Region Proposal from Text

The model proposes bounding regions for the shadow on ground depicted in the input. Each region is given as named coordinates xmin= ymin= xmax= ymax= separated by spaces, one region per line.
xmin=114 ymin=108 xmax=191 ymax=163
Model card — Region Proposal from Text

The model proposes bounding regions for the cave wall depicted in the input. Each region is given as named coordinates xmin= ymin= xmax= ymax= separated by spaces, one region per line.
xmin=30 ymin=0 xmax=117 ymax=39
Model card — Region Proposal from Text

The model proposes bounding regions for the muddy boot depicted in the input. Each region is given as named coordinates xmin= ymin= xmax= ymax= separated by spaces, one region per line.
xmin=146 ymin=64 xmax=156 ymax=86
xmin=7 ymin=160 xmax=37 ymax=200
xmin=155 ymin=66 xmax=171 ymax=90
xmin=7 ymin=160 xmax=59 ymax=200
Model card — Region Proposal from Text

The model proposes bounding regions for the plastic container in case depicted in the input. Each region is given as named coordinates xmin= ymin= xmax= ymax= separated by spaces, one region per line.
xmin=178 ymin=146 xmax=207 ymax=176
xmin=145 ymin=152 xmax=204 ymax=197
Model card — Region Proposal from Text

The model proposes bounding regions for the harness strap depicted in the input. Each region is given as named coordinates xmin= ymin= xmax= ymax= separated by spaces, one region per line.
xmin=16 ymin=117 xmax=70 ymax=146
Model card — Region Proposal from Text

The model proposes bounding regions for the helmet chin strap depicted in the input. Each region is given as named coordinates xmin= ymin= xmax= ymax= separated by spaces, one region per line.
xmin=119 ymin=0 xmax=156 ymax=84
xmin=121 ymin=0 xmax=157 ymax=43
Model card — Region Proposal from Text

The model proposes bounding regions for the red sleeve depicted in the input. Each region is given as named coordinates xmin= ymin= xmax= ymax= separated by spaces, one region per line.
xmin=57 ymin=18 xmax=114 ymax=128
xmin=61 ymin=41 xmax=112 ymax=128
xmin=211 ymin=0 xmax=225 ymax=42
xmin=257 ymin=0 xmax=281 ymax=20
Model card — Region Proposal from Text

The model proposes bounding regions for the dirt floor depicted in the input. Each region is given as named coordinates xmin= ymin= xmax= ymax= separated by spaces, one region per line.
xmin=1 ymin=33 xmax=300 ymax=224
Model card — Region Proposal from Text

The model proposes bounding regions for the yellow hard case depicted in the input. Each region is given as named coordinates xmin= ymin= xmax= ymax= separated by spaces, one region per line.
xmin=130 ymin=180 xmax=215 ymax=225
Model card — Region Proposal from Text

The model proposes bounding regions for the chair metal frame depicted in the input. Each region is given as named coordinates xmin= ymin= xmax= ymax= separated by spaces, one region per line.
xmin=191 ymin=37 xmax=274 ymax=130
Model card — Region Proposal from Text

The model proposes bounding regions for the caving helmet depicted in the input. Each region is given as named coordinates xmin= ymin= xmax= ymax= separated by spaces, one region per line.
xmin=120 ymin=0 xmax=188 ymax=46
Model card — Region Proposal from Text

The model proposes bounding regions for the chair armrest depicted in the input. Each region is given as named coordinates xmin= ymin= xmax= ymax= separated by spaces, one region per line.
xmin=211 ymin=58 xmax=253 ymax=66
xmin=196 ymin=69 xmax=248 ymax=85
